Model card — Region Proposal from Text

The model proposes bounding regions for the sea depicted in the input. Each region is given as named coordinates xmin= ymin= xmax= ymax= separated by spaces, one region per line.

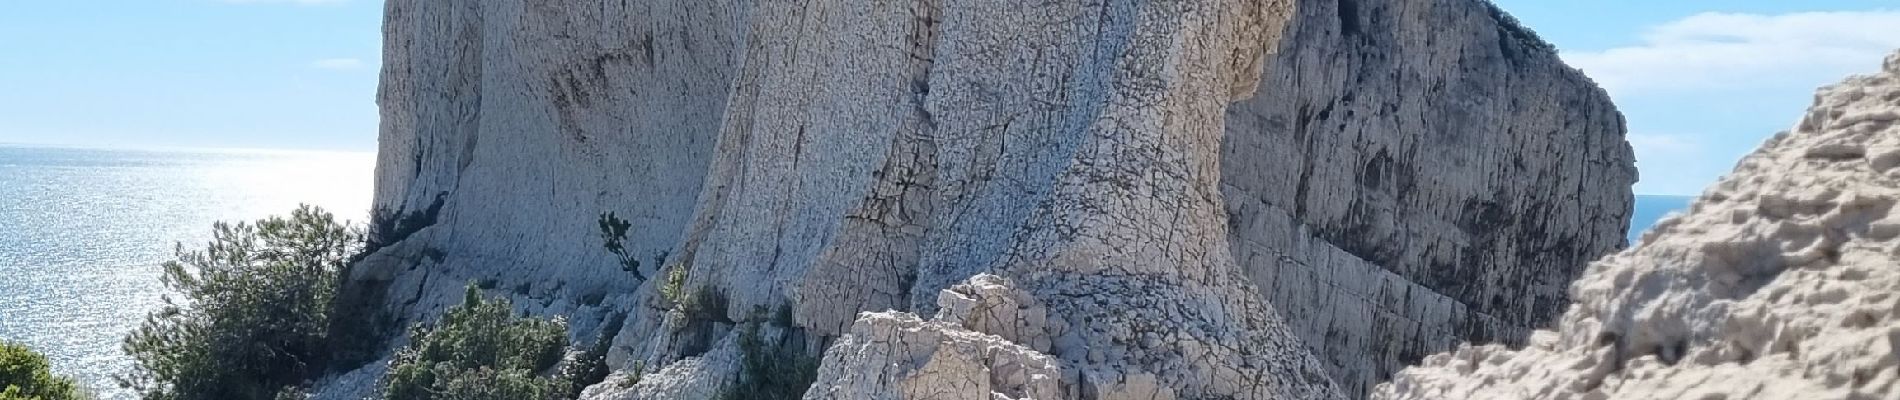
xmin=0 ymin=145 xmax=373 ymax=398
xmin=0 ymin=144 xmax=1695 ymax=398
xmin=1629 ymin=194 xmax=1696 ymax=243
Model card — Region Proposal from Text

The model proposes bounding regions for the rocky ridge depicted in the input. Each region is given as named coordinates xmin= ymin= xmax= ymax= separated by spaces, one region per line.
xmin=1375 ymin=51 xmax=1900 ymax=400
xmin=325 ymin=0 xmax=1635 ymax=399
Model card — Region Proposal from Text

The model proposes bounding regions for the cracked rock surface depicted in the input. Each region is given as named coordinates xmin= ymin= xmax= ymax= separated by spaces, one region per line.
xmin=337 ymin=0 xmax=1634 ymax=399
xmin=1223 ymin=1 xmax=1634 ymax=395
xmin=804 ymin=275 xmax=1066 ymax=400
xmin=1376 ymin=51 xmax=1900 ymax=400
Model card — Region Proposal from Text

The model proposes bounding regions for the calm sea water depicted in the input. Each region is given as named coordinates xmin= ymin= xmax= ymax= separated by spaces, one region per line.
xmin=1629 ymin=194 xmax=1695 ymax=243
xmin=0 ymin=144 xmax=1692 ymax=398
xmin=0 ymin=145 xmax=372 ymax=399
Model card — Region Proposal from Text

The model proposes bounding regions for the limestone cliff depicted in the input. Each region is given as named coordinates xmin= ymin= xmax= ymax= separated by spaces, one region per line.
xmin=330 ymin=0 xmax=1633 ymax=399
xmin=1223 ymin=0 xmax=1632 ymax=395
xmin=1374 ymin=51 xmax=1900 ymax=400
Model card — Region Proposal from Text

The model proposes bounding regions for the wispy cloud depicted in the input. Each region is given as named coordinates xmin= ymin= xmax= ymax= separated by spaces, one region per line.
xmin=1565 ymin=11 xmax=1900 ymax=95
xmin=310 ymin=58 xmax=366 ymax=71
xmin=1627 ymin=133 xmax=1700 ymax=159
xmin=1626 ymin=133 xmax=1720 ymax=196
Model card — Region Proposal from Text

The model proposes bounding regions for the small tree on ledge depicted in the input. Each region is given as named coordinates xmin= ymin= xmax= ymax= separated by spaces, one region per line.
xmin=596 ymin=212 xmax=646 ymax=282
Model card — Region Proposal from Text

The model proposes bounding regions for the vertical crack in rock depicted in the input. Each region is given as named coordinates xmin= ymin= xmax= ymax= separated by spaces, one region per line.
xmin=792 ymin=0 xmax=945 ymax=339
xmin=347 ymin=0 xmax=1636 ymax=399
xmin=812 ymin=0 xmax=1341 ymax=398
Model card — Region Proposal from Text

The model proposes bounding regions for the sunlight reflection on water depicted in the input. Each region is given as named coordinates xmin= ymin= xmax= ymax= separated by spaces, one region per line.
xmin=0 ymin=145 xmax=373 ymax=399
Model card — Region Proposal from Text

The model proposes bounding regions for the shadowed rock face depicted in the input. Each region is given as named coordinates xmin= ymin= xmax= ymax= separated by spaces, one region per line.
xmin=1376 ymin=51 xmax=1900 ymax=400
xmin=1222 ymin=0 xmax=1634 ymax=395
xmin=333 ymin=0 xmax=1632 ymax=399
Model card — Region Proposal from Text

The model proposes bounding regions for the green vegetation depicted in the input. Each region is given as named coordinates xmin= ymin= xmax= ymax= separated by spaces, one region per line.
xmin=596 ymin=212 xmax=647 ymax=282
xmin=716 ymin=316 xmax=819 ymax=400
xmin=553 ymin=314 xmax=622 ymax=398
xmin=772 ymin=302 xmax=795 ymax=329
xmin=660 ymin=267 xmax=730 ymax=357
xmin=684 ymin=286 xmax=725 ymax=324
xmin=0 ymin=342 xmax=88 ymax=400
xmin=615 ymin=361 xmax=644 ymax=389
xmin=658 ymin=264 xmax=688 ymax=307
xmin=118 ymin=205 xmax=362 ymax=400
xmin=655 ymin=264 xmax=727 ymax=325
xmin=680 ymin=283 xmax=729 ymax=325
xmin=383 ymin=284 xmax=570 ymax=400
xmin=1480 ymin=2 xmax=1556 ymax=55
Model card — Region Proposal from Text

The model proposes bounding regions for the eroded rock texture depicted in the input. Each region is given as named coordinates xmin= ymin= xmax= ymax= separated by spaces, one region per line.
xmin=359 ymin=0 xmax=749 ymax=335
xmin=804 ymin=275 xmax=1066 ymax=400
xmin=1222 ymin=0 xmax=1634 ymax=395
xmin=1376 ymin=51 xmax=1900 ymax=400
xmin=340 ymin=0 xmax=1632 ymax=399
xmin=630 ymin=0 xmax=1343 ymax=397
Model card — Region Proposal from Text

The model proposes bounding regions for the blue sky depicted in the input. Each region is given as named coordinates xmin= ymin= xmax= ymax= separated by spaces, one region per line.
xmin=1 ymin=1 xmax=1897 ymax=195
xmin=1494 ymin=1 xmax=1900 ymax=195
xmin=0 ymin=0 xmax=381 ymax=151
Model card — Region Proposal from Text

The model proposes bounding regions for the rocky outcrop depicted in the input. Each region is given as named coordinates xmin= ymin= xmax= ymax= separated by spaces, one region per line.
xmin=612 ymin=0 xmax=1347 ymax=397
xmin=341 ymin=0 xmax=1632 ymax=399
xmin=1376 ymin=52 xmax=1900 ymax=400
xmin=1223 ymin=0 xmax=1634 ymax=395
xmin=803 ymin=275 xmax=1066 ymax=400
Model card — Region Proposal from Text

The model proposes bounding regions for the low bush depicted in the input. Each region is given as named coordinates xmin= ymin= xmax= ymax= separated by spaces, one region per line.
xmin=665 ymin=277 xmax=730 ymax=357
xmin=118 ymin=205 xmax=362 ymax=400
xmin=383 ymin=284 xmax=569 ymax=400
xmin=654 ymin=262 xmax=727 ymax=322
xmin=615 ymin=361 xmax=644 ymax=389
xmin=0 ymin=342 xmax=88 ymax=400
xmin=681 ymin=286 xmax=729 ymax=325
xmin=716 ymin=317 xmax=818 ymax=400
xmin=658 ymin=265 xmax=688 ymax=307
xmin=553 ymin=314 xmax=623 ymax=398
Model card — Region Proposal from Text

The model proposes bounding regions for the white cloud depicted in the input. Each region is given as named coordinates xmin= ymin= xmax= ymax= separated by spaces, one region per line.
xmin=1626 ymin=133 xmax=1718 ymax=196
xmin=1627 ymin=133 xmax=1699 ymax=158
xmin=1564 ymin=11 xmax=1900 ymax=95
xmin=310 ymin=58 xmax=367 ymax=70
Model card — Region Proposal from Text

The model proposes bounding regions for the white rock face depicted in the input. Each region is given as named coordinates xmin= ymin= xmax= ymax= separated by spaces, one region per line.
xmin=359 ymin=0 xmax=749 ymax=334
xmin=349 ymin=0 xmax=1632 ymax=398
xmin=638 ymin=0 xmax=1346 ymax=397
xmin=582 ymin=334 xmax=740 ymax=400
xmin=1375 ymin=52 xmax=1900 ymax=400
xmin=804 ymin=275 xmax=1066 ymax=400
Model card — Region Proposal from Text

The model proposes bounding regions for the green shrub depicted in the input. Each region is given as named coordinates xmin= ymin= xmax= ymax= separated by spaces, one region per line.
xmin=553 ymin=314 xmax=623 ymax=398
xmin=716 ymin=319 xmax=818 ymax=400
xmin=656 ymin=265 xmax=728 ymax=324
xmin=616 ymin=361 xmax=644 ymax=389
xmin=0 ymin=342 xmax=87 ymax=400
xmin=667 ymin=283 xmax=731 ymax=357
xmin=118 ymin=205 xmax=363 ymax=400
xmin=772 ymin=302 xmax=795 ymax=328
xmin=658 ymin=265 xmax=688 ymax=307
xmin=596 ymin=212 xmax=646 ymax=282
xmin=681 ymin=286 xmax=729 ymax=324
xmin=383 ymin=284 xmax=569 ymax=400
